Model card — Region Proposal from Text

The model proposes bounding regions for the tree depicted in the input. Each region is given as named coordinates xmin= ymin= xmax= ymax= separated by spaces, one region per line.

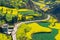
xmin=0 ymin=20 xmax=5 ymax=26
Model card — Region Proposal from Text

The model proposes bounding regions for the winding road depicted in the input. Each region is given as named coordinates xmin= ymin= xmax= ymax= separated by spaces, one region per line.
xmin=11 ymin=15 xmax=50 ymax=40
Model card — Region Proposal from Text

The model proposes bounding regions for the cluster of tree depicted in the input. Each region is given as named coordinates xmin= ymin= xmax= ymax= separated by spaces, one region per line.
xmin=0 ymin=8 xmax=18 ymax=25
xmin=0 ymin=0 xmax=58 ymax=25
xmin=0 ymin=7 xmax=38 ymax=25
xmin=0 ymin=0 xmax=28 ymax=8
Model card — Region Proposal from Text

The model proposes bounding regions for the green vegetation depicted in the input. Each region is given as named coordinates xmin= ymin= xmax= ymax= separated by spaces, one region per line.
xmin=0 ymin=0 xmax=26 ymax=8
xmin=0 ymin=7 xmax=42 ymax=24
xmin=5 ymin=13 xmax=13 ymax=22
xmin=0 ymin=0 xmax=60 ymax=40
xmin=0 ymin=20 xmax=5 ymax=26
xmin=16 ymin=23 xmax=31 ymax=40
xmin=32 ymin=29 xmax=58 ymax=40
xmin=18 ymin=10 xmax=35 ymax=15
xmin=38 ymin=22 xmax=51 ymax=27
xmin=0 ymin=33 xmax=12 ymax=40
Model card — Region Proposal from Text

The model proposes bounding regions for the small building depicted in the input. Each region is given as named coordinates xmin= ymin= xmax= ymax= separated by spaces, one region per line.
xmin=1 ymin=24 xmax=13 ymax=34
xmin=2 ymin=24 xmax=8 ymax=34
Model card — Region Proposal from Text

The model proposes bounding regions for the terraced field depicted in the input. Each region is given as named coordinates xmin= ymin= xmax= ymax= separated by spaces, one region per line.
xmin=16 ymin=16 xmax=60 ymax=40
xmin=0 ymin=0 xmax=60 ymax=40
